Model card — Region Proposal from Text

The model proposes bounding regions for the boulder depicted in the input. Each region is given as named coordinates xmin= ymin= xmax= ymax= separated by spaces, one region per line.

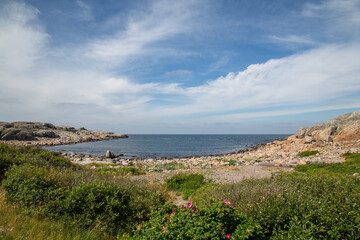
xmin=1 ymin=128 xmax=21 ymax=140
xmin=297 ymin=127 xmax=308 ymax=138
xmin=35 ymin=131 xmax=60 ymax=138
xmin=106 ymin=150 xmax=115 ymax=159
xmin=15 ymin=130 xmax=36 ymax=140
xmin=304 ymin=136 xmax=314 ymax=144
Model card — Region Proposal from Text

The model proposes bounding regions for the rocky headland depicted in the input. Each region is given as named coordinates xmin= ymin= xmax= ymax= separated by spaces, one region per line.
xmin=0 ymin=121 xmax=128 ymax=146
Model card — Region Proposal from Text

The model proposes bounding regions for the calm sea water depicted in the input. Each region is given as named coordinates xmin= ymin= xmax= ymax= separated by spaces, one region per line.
xmin=45 ymin=134 xmax=289 ymax=159
xmin=46 ymin=134 xmax=289 ymax=158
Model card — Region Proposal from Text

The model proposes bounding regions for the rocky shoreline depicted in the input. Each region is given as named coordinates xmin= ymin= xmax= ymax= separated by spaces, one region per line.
xmin=2 ymin=111 xmax=360 ymax=176
xmin=59 ymin=110 xmax=360 ymax=173
xmin=0 ymin=121 xmax=128 ymax=146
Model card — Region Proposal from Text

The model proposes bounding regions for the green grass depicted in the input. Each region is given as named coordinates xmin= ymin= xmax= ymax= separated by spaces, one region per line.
xmin=166 ymin=173 xmax=206 ymax=200
xmin=296 ymin=150 xmax=320 ymax=157
xmin=295 ymin=152 xmax=360 ymax=175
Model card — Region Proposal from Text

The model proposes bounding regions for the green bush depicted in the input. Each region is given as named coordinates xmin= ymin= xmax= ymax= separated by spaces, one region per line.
xmin=53 ymin=182 xmax=131 ymax=233
xmin=135 ymin=200 xmax=255 ymax=239
xmin=192 ymin=172 xmax=360 ymax=239
xmin=2 ymin=164 xmax=65 ymax=208
xmin=296 ymin=150 xmax=320 ymax=157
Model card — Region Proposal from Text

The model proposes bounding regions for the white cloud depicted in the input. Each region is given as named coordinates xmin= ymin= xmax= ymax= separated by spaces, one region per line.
xmin=0 ymin=1 xmax=48 ymax=72
xmin=84 ymin=0 xmax=201 ymax=64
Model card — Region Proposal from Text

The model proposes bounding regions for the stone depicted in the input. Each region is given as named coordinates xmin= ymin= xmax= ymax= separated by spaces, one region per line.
xmin=297 ymin=127 xmax=308 ymax=138
xmin=15 ymin=131 xmax=36 ymax=141
xmin=106 ymin=150 xmax=115 ymax=159
xmin=1 ymin=128 xmax=21 ymax=140
xmin=304 ymin=136 xmax=314 ymax=143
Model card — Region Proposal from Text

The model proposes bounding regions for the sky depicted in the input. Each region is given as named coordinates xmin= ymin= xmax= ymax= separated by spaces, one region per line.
xmin=0 ymin=0 xmax=360 ymax=134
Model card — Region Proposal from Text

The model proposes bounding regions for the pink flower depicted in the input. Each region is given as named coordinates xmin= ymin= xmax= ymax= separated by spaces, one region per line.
xmin=172 ymin=209 xmax=177 ymax=212
xmin=183 ymin=206 xmax=187 ymax=209
xmin=226 ymin=234 xmax=231 ymax=239
xmin=223 ymin=199 xmax=227 ymax=202
xmin=162 ymin=226 xmax=166 ymax=230
xmin=191 ymin=209 xmax=194 ymax=212
xmin=188 ymin=202 xmax=193 ymax=208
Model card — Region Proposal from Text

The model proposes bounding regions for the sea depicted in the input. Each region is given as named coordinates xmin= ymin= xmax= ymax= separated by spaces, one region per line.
xmin=44 ymin=134 xmax=290 ymax=159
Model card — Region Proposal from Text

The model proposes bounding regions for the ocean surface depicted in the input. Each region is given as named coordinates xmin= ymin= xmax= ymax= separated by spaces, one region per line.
xmin=44 ymin=134 xmax=290 ymax=159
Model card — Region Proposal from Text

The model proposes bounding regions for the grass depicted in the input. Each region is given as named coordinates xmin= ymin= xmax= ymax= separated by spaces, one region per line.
xmin=295 ymin=152 xmax=360 ymax=175
xmin=296 ymin=150 xmax=320 ymax=157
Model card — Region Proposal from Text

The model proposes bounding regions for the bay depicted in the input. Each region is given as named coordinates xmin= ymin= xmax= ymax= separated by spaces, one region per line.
xmin=45 ymin=134 xmax=290 ymax=159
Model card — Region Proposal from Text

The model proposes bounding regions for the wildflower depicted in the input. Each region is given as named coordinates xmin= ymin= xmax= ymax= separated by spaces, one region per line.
xmin=183 ymin=206 xmax=187 ymax=209
xmin=227 ymin=234 xmax=231 ymax=239
xmin=191 ymin=209 xmax=194 ymax=212
xmin=172 ymin=209 xmax=177 ymax=212
xmin=162 ymin=226 xmax=166 ymax=230
xmin=188 ymin=202 xmax=193 ymax=208
xmin=223 ymin=199 xmax=227 ymax=202
xmin=165 ymin=216 xmax=168 ymax=221
xmin=195 ymin=208 xmax=199 ymax=213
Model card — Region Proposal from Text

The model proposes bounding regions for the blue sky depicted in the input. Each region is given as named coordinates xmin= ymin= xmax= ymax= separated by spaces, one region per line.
xmin=0 ymin=0 xmax=360 ymax=134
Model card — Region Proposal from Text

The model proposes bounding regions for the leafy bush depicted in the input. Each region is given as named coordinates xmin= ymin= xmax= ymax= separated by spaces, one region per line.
xmin=2 ymin=164 xmax=65 ymax=208
xmin=53 ymin=182 xmax=131 ymax=233
xmin=296 ymin=150 xmax=320 ymax=157
xmin=192 ymin=172 xmax=360 ymax=239
xmin=135 ymin=200 xmax=257 ymax=239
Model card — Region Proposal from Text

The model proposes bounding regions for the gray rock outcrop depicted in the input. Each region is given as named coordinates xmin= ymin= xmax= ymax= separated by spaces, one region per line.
xmin=0 ymin=121 xmax=128 ymax=146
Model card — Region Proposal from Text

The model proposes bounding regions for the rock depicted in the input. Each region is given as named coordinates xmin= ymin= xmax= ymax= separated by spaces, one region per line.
xmin=106 ymin=150 xmax=115 ymax=159
xmin=1 ymin=128 xmax=21 ymax=140
xmin=304 ymin=136 xmax=314 ymax=144
xmin=15 ymin=130 xmax=36 ymax=141
xmin=297 ymin=127 xmax=308 ymax=138
xmin=35 ymin=131 xmax=60 ymax=138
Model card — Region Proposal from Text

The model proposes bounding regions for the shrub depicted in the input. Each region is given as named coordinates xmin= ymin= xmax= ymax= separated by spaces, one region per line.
xmin=192 ymin=172 xmax=360 ymax=239
xmin=135 ymin=200 xmax=254 ymax=239
xmin=296 ymin=150 xmax=320 ymax=157
xmin=2 ymin=164 xmax=65 ymax=208
xmin=53 ymin=182 xmax=131 ymax=233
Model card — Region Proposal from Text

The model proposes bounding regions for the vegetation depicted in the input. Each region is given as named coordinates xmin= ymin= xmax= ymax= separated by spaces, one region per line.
xmin=165 ymin=173 xmax=206 ymax=200
xmin=0 ymin=143 xmax=166 ymax=237
xmin=295 ymin=152 xmax=360 ymax=175
xmin=296 ymin=150 xmax=320 ymax=157
xmin=1 ymin=142 xmax=360 ymax=239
